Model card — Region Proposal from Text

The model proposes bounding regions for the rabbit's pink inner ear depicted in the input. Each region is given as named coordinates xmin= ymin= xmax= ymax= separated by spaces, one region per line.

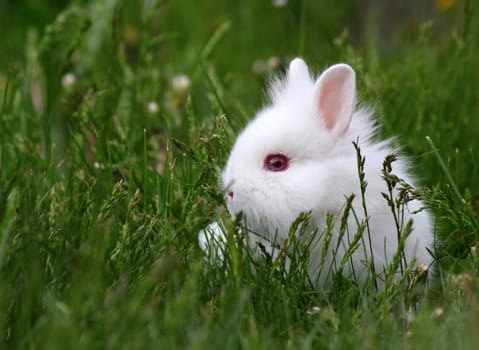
xmin=314 ymin=64 xmax=356 ymax=134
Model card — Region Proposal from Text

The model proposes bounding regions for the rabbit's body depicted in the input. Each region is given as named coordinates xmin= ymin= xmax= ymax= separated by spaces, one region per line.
xmin=199 ymin=58 xmax=434 ymax=287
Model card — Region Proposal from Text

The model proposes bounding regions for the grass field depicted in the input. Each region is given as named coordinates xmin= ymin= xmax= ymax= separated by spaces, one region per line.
xmin=1 ymin=0 xmax=479 ymax=349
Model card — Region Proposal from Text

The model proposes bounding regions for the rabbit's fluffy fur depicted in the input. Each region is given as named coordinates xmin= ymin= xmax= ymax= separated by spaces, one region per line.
xmin=199 ymin=58 xmax=434 ymax=287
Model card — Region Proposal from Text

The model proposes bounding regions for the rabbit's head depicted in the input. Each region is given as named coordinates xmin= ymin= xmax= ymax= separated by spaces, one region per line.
xmin=222 ymin=58 xmax=359 ymax=240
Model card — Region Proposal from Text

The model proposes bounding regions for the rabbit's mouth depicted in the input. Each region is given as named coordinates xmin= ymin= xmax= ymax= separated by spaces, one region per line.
xmin=224 ymin=188 xmax=282 ymax=236
xmin=225 ymin=188 xmax=261 ymax=215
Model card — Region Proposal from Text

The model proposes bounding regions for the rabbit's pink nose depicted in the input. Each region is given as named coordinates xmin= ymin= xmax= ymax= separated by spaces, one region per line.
xmin=227 ymin=191 xmax=234 ymax=199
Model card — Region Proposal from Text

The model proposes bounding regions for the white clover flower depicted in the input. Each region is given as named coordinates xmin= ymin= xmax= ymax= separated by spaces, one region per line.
xmin=306 ymin=306 xmax=321 ymax=315
xmin=433 ymin=307 xmax=444 ymax=317
xmin=417 ymin=263 xmax=428 ymax=274
xmin=267 ymin=56 xmax=281 ymax=71
xmin=147 ymin=101 xmax=159 ymax=115
xmin=172 ymin=74 xmax=191 ymax=94
xmin=61 ymin=73 xmax=76 ymax=90
xmin=272 ymin=0 xmax=288 ymax=8
xmin=93 ymin=161 xmax=105 ymax=169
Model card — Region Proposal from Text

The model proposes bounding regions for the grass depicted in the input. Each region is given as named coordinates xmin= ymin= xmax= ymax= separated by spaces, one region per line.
xmin=1 ymin=0 xmax=479 ymax=348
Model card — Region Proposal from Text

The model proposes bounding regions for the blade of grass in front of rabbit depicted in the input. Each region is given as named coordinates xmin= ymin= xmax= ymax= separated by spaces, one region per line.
xmin=353 ymin=139 xmax=378 ymax=290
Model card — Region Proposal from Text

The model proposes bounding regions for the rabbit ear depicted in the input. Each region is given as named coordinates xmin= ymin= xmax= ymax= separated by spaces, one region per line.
xmin=313 ymin=64 xmax=356 ymax=134
xmin=287 ymin=58 xmax=310 ymax=83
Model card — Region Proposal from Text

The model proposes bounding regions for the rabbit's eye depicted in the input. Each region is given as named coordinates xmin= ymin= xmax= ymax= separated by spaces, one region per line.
xmin=264 ymin=154 xmax=289 ymax=172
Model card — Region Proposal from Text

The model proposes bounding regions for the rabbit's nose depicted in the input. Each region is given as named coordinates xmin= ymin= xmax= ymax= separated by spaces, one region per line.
xmin=224 ymin=180 xmax=235 ymax=199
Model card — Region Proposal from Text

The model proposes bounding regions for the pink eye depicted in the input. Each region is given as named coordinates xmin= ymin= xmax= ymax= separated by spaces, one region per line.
xmin=264 ymin=154 xmax=289 ymax=172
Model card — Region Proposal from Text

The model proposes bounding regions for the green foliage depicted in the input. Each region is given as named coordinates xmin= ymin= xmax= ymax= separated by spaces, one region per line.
xmin=1 ymin=0 xmax=479 ymax=349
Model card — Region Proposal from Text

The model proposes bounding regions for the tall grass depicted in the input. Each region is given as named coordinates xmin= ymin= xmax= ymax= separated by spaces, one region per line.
xmin=1 ymin=0 xmax=479 ymax=349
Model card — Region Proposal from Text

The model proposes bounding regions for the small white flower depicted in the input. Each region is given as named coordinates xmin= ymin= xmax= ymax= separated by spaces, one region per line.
xmin=172 ymin=74 xmax=191 ymax=94
xmin=93 ymin=162 xmax=105 ymax=169
xmin=471 ymin=246 xmax=477 ymax=256
xmin=61 ymin=73 xmax=76 ymax=90
xmin=306 ymin=306 xmax=321 ymax=315
xmin=147 ymin=101 xmax=159 ymax=114
xmin=433 ymin=307 xmax=444 ymax=317
xmin=267 ymin=56 xmax=281 ymax=70
xmin=272 ymin=0 xmax=288 ymax=8
xmin=417 ymin=263 xmax=428 ymax=274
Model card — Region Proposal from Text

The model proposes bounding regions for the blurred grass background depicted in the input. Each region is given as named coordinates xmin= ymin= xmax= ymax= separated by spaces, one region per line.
xmin=1 ymin=0 xmax=479 ymax=349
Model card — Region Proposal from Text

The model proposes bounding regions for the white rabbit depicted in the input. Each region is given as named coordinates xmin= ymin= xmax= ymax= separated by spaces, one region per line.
xmin=199 ymin=58 xmax=434 ymax=287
